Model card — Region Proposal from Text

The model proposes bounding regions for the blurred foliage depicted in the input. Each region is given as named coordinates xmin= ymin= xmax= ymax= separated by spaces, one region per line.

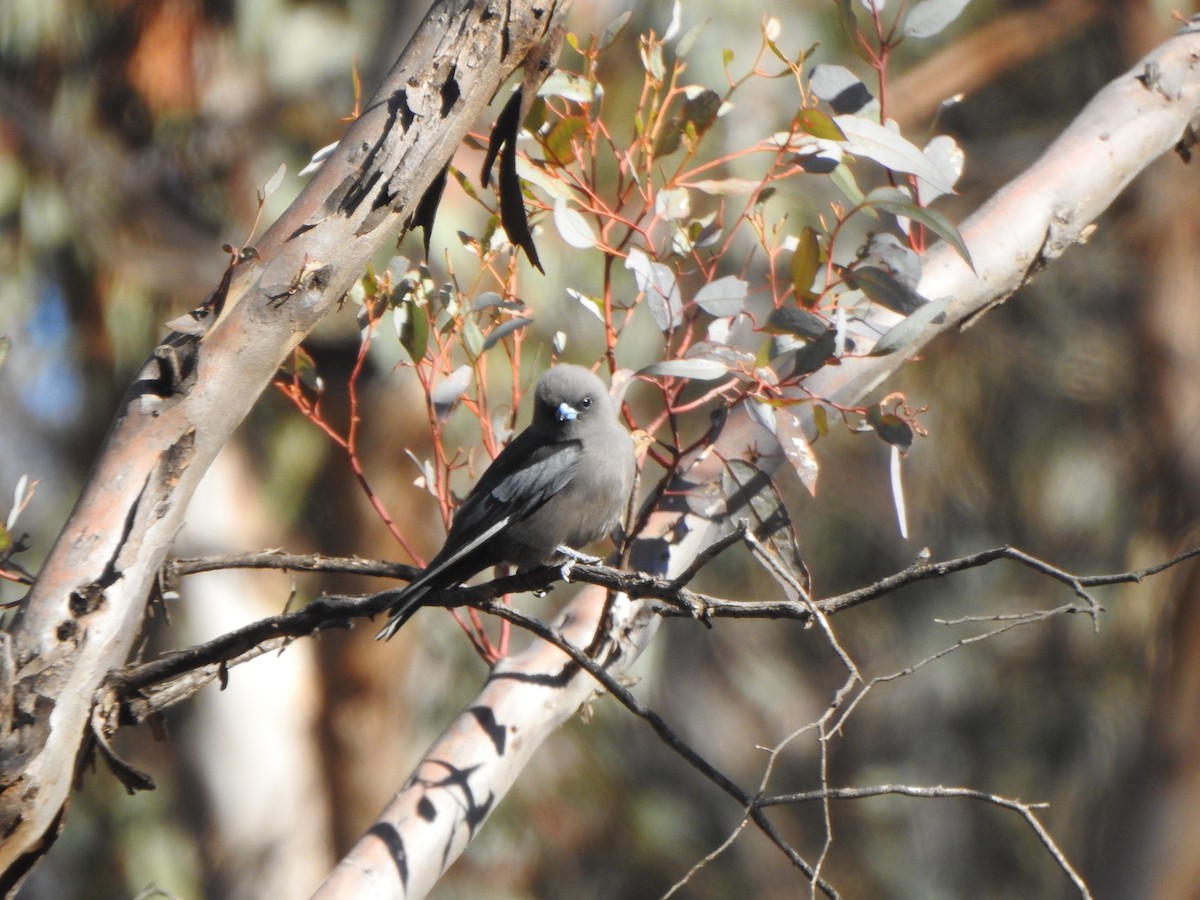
xmin=2 ymin=1 xmax=1197 ymax=898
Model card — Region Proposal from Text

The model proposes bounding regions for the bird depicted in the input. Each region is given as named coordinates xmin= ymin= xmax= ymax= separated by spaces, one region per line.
xmin=375 ymin=364 xmax=635 ymax=640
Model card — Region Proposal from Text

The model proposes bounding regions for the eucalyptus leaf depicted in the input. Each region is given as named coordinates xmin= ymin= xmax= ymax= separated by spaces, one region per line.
xmin=849 ymin=265 xmax=927 ymax=315
xmin=835 ymin=115 xmax=957 ymax=195
xmin=639 ymin=358 xmax=731 ymax=381
xmin=627 ymin=248 xmax=682 ymax=331
xmin=397 ymin=298 xmax=428 ymax=363
xmin=260 ymin=163 xmax=286 ymax=202
xmin=765 ymin=307 xmax=829 ymax=340
xmin=482 ymin=316 xmax=534 ymax=351
xmin=905 ymin=0 xmax=973 ymax=38
xmin=870 ymin=294 xmax=951 ymax=355
xmin=432 ymin=365 xmax=473 ymax=422
xmin=775 ymin=406 xmax=820 ymax=495
xmin=553 ymin=198 xmax=598 ymax=249
xmin=864 ymin=187 xmax=973 ymax=270
xmin=790 ymin=226 xmax=821 ymax=301
xmin=694 ymin=275 xmax=749 ymax=317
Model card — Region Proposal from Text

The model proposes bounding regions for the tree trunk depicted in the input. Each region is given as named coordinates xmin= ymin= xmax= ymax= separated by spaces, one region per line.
xmin=0 ymin=1 xmax=567 ymax=892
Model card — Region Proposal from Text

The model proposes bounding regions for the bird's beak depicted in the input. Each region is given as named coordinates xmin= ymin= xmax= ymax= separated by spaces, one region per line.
xmin=556 ymin=401 xmax=579 ymax=422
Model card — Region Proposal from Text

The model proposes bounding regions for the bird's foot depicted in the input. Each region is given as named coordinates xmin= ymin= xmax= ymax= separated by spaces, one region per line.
xmin=557 ymin=545 xmax=601 ymax=582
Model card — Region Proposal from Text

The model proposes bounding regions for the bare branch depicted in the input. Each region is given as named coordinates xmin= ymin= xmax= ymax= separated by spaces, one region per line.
xmin=166 ymin=552 xmax=418 ymax=582
xmin=100 ymin=543 xmax=1200 ymax=728
xmin=760 ymin=784 xmax=1092 ymax=900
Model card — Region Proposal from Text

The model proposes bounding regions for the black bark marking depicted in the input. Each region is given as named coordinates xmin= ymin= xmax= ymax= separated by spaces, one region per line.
xmin=65 ymin=472 xmax=151 ymax=627
xmin=439 ymin=66 xmax=461 ymax=117
xmin=468 ymin=705 xmax=507 ymax=756
xmin=394 ymin=88 xmax=416 ymax=130
xmin=366 ymin=822 xmax=408 ymax=887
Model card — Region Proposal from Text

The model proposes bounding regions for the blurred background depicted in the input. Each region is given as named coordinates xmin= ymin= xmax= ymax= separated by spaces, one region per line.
xmin=2 ymin=0 xmax=1199 ymax=897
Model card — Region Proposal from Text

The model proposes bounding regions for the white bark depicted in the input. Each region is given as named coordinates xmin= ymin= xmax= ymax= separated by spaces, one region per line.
xmin=317 ymin=26 xmax=1200 ymax=899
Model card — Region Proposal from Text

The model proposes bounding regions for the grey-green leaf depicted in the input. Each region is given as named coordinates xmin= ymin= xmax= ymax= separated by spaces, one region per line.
xmin=905 ymin=0 xmax=973 ymax=39
xmin=639 ymin=358 xmax=731 ymax=381
xmin=694 ymin=275 xmax=749 ymax=317
xmin=870 ymin=294 xmax=951 ymax=356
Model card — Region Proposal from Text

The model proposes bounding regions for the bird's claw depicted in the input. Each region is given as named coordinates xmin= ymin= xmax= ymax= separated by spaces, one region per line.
xmin=556 ymin=544 xmax=602 ymax=565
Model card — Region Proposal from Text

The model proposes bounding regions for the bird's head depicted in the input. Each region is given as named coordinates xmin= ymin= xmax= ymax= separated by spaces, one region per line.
xmin=532 ymin=364 xmax=615 ymax=437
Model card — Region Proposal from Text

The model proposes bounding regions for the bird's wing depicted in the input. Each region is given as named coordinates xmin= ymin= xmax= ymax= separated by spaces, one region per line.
xmin=392 ymin=436 xmax=582 ymax=595
xmin=375 ymin=435 xmax=583 ymax=640
xmin=451 ymin=434 xmax=583 ymax=538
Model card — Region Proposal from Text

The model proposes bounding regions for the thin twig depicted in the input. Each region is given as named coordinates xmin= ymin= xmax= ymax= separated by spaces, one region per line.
xmin=481 ymin=601 xmax=842 ymax=899
xmin=759 ymin=784 xmax=1092 ymax=899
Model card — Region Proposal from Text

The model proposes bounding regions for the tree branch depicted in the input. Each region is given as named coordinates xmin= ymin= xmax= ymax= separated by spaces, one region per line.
xmin=760 ymin=784 xmax=1091 ymax=899
xmin=314 ymin=26 xmax=1200 ymax=898
xmin=0 ymin=0 xmax=568 ymax=890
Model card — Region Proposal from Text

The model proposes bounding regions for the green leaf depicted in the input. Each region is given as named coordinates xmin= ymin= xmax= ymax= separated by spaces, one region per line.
xmin=813 ymin=403 xmax=829 ymax=437
xmin=641 ymin=40 xmax=666 ymax=83
xmin=689 ymin=177 xmax=764 ymax=196
xmin=765 ymin=307 xmax=828 ymax=340
xmin=774 ymin=406 xmax=820 ymax=495
xmin=863 ymin=187 xmax=974 ymax=271
xmin=796 ymin=109 xmax=846 ymax=141
xmin=448 ymin=165 xmax=479 ymax=202
xmin=867 ymin=406 xmax=915 ymax=451
xmin=397 ymin=297 xmax=428 ymax=363
xmin=652 ymin=117 xmax=685 ymax=159
xmin=259 ymin=163 xmax=286 ymax=202
xmin=848 ymin=265 xmax=927 ymax=315
xmin=828 ymin=163 xmax=865 ymax=207
xmin=870 ymin=294 xmax=951 ymax=355
xmin=719 ymin=459 xmax=812 ymax=595
xmin=677 ymin=20 xmax=709 ymax=58
xmin=537 ymin=72 xmax=593 ymax=104
xmin=565 ymin=287 xmax=605 ymax=322
xmin=685 ymin=341 xmax=756 ymax=371
xmin=790 ymin=226 xmax=821 ymax=302
xmin=835 ymin=115 xmax=957 ymax=195
xmin=682 ymin=89 xmax=722 ymax=138
xmin=543 ymin=117 xmax=587 ymax=166
xmin=626 ymin=247 xmax=682 ymax=331
xmin=553 ymin=198 xmax=598 ymax=249
xmin=836 ymin=0 xmax=873 ymax=62
xmin=462 ymin=318 xmax=485 ymax=358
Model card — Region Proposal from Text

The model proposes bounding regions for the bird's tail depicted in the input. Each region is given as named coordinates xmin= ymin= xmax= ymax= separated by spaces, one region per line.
xmin=374 ymin=584 xmax=430 ymax=641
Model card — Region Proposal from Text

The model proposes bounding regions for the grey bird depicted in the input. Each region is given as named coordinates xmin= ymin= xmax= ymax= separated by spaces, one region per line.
xmin=375 ymin=364 xmax=635 ymax=640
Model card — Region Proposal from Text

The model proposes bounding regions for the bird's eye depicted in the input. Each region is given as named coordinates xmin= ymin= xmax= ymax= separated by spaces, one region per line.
xmin=580 ymin=397 xmax=593 ymax=409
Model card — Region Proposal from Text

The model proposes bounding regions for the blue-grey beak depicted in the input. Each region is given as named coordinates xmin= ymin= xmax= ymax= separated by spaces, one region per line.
xmin=556 ymin=401 xmax=579 ymax=422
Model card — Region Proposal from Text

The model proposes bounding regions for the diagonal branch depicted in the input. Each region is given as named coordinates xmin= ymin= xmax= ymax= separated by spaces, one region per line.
xmin=0 ymin=0 xmax=568 ymax=889
xmin=315 ymin=25 xmax=1200 ymax=898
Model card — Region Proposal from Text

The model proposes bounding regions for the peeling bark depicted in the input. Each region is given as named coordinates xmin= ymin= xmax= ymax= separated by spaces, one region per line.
xmin=0 ymin=1 xmax=567 ymax=892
